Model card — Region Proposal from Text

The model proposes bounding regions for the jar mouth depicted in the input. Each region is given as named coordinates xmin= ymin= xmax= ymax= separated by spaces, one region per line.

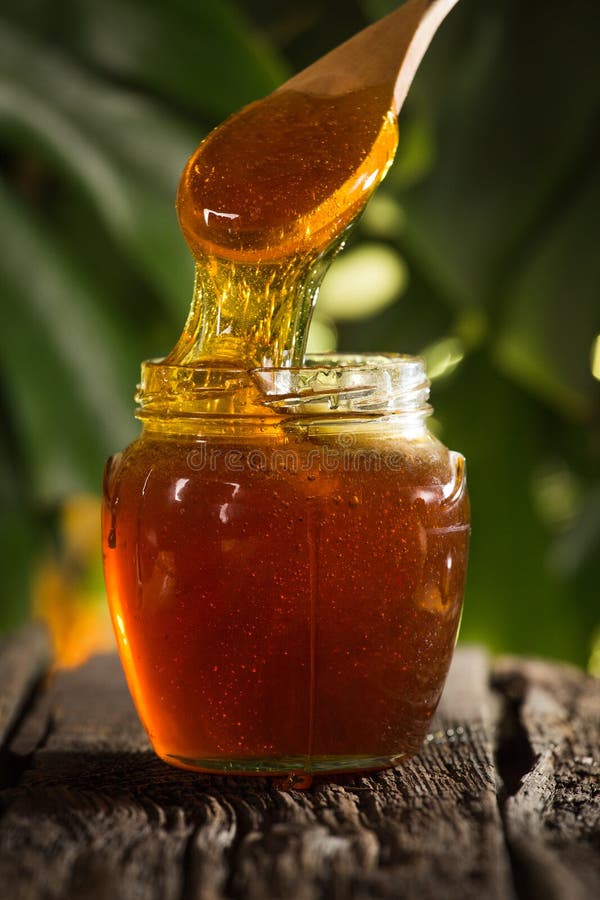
xmin=253 ymin=353 xmax=429 ymax=414
xmin=137 ymin=353 xmax=431 ymax=420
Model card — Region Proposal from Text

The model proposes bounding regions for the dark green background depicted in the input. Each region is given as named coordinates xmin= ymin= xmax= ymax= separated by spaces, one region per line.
xmin=1 ymin=0 xmax=599 ymax=665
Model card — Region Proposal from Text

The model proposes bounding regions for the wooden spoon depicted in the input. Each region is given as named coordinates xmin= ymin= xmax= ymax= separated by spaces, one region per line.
xmin=280 ymin=0 xmax=460 ymax=114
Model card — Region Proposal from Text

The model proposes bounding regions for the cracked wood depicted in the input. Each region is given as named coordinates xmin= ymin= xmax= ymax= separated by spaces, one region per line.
xmin=0 ymin=630 xmax=598 ymax=900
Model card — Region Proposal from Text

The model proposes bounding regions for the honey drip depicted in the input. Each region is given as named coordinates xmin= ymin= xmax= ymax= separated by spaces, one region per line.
xmin=171 ymin=85 xmax=398 ymax=368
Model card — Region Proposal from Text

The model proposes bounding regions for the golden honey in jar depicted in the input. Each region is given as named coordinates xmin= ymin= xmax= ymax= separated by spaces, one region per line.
xmin=102 ymin=81 xmax=470 ymax=784
xmin=103 ymin=356 xmax=469 ymax=781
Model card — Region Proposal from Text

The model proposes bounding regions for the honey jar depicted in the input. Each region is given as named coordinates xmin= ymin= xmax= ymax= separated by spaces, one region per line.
xmin=102 ymin=353 xmax=469 ymax=784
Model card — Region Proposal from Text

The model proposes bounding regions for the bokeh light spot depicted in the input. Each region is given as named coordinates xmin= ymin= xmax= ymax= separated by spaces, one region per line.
xmin=316 ymin=243 xmax=407 ymax=321
xmin=423 ymin=337 xmax=464 ymax=380
xmin=306 ymin=316 xmax=338 ymax=354
xmin=591 ymin=334 xmax=600 ymax=381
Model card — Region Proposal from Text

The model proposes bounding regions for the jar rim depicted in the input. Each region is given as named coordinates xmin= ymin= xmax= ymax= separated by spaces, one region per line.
xmin=137 ymin=352 xmax=431 ymax=420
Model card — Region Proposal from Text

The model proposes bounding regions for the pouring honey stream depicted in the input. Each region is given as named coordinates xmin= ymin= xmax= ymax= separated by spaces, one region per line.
xmin=171 ymin=85 xmax=398 ymax=369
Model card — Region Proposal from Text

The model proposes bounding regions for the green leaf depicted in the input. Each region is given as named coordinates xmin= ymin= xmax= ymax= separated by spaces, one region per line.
xmin=0 ymin=22 xmax=194 ymax=316
xmin=392 ymin=0 xmax=600 ymax=309
xmin=0 ymin=507 xmax=40 ymax=629
xmin=494 ymin=159 xmax=600 ymax=415
xmin=2 ymin=0 xmax=288 ymax=119
xmin=554 ymin=484 xmax=600 ymax=575
xmin=434 ymin=352 xmax=589 ymax=663
xmin=0 ymin=181 xmax=138 ymax=502
xmin=335 ymin=240 xmax=454 ymax=356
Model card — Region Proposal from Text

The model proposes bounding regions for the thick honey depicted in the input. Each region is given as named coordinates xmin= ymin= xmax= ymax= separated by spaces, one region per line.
xmin=103 ymin=424 xmax=469 ymax=776
xmin=171 ymin=86 xmax=397 ymax=368
xmin=177 ymin=86 xmax=396 ymax=262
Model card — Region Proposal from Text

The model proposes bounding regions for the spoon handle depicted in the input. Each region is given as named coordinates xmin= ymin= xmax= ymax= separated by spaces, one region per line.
xmin=280 ymin=0 xmax=460 ymax=114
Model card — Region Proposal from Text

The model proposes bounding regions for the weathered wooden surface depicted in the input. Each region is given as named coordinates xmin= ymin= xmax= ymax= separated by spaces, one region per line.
xmin=0 ymin=624 xmax=51 ymax=761
xmin=0 ymin=628 xmax=598 ymax=900
xmin=494 ymin=658 xmax=600 ymax=900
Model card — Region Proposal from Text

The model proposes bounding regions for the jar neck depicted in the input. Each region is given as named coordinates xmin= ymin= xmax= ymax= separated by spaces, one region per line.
xmin=136 ymin=353 xmax=432 ymax=438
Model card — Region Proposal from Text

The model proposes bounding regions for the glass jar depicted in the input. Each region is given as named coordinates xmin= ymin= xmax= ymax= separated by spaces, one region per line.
xmin=102 ymin=353 xmax=469 ymax=786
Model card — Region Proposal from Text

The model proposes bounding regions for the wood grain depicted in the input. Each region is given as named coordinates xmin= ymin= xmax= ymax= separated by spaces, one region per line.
xmin=0 ymin=628 xmax=598 ymax=900
xmin=494 ymin=657 xmax=600 ymax=900
xmin=0 ymin=623 xmax=51 ymax=753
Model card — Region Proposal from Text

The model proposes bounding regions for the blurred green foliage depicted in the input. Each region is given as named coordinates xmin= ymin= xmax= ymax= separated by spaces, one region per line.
xmin=0 ymin=0 xmax=599 ymax=664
